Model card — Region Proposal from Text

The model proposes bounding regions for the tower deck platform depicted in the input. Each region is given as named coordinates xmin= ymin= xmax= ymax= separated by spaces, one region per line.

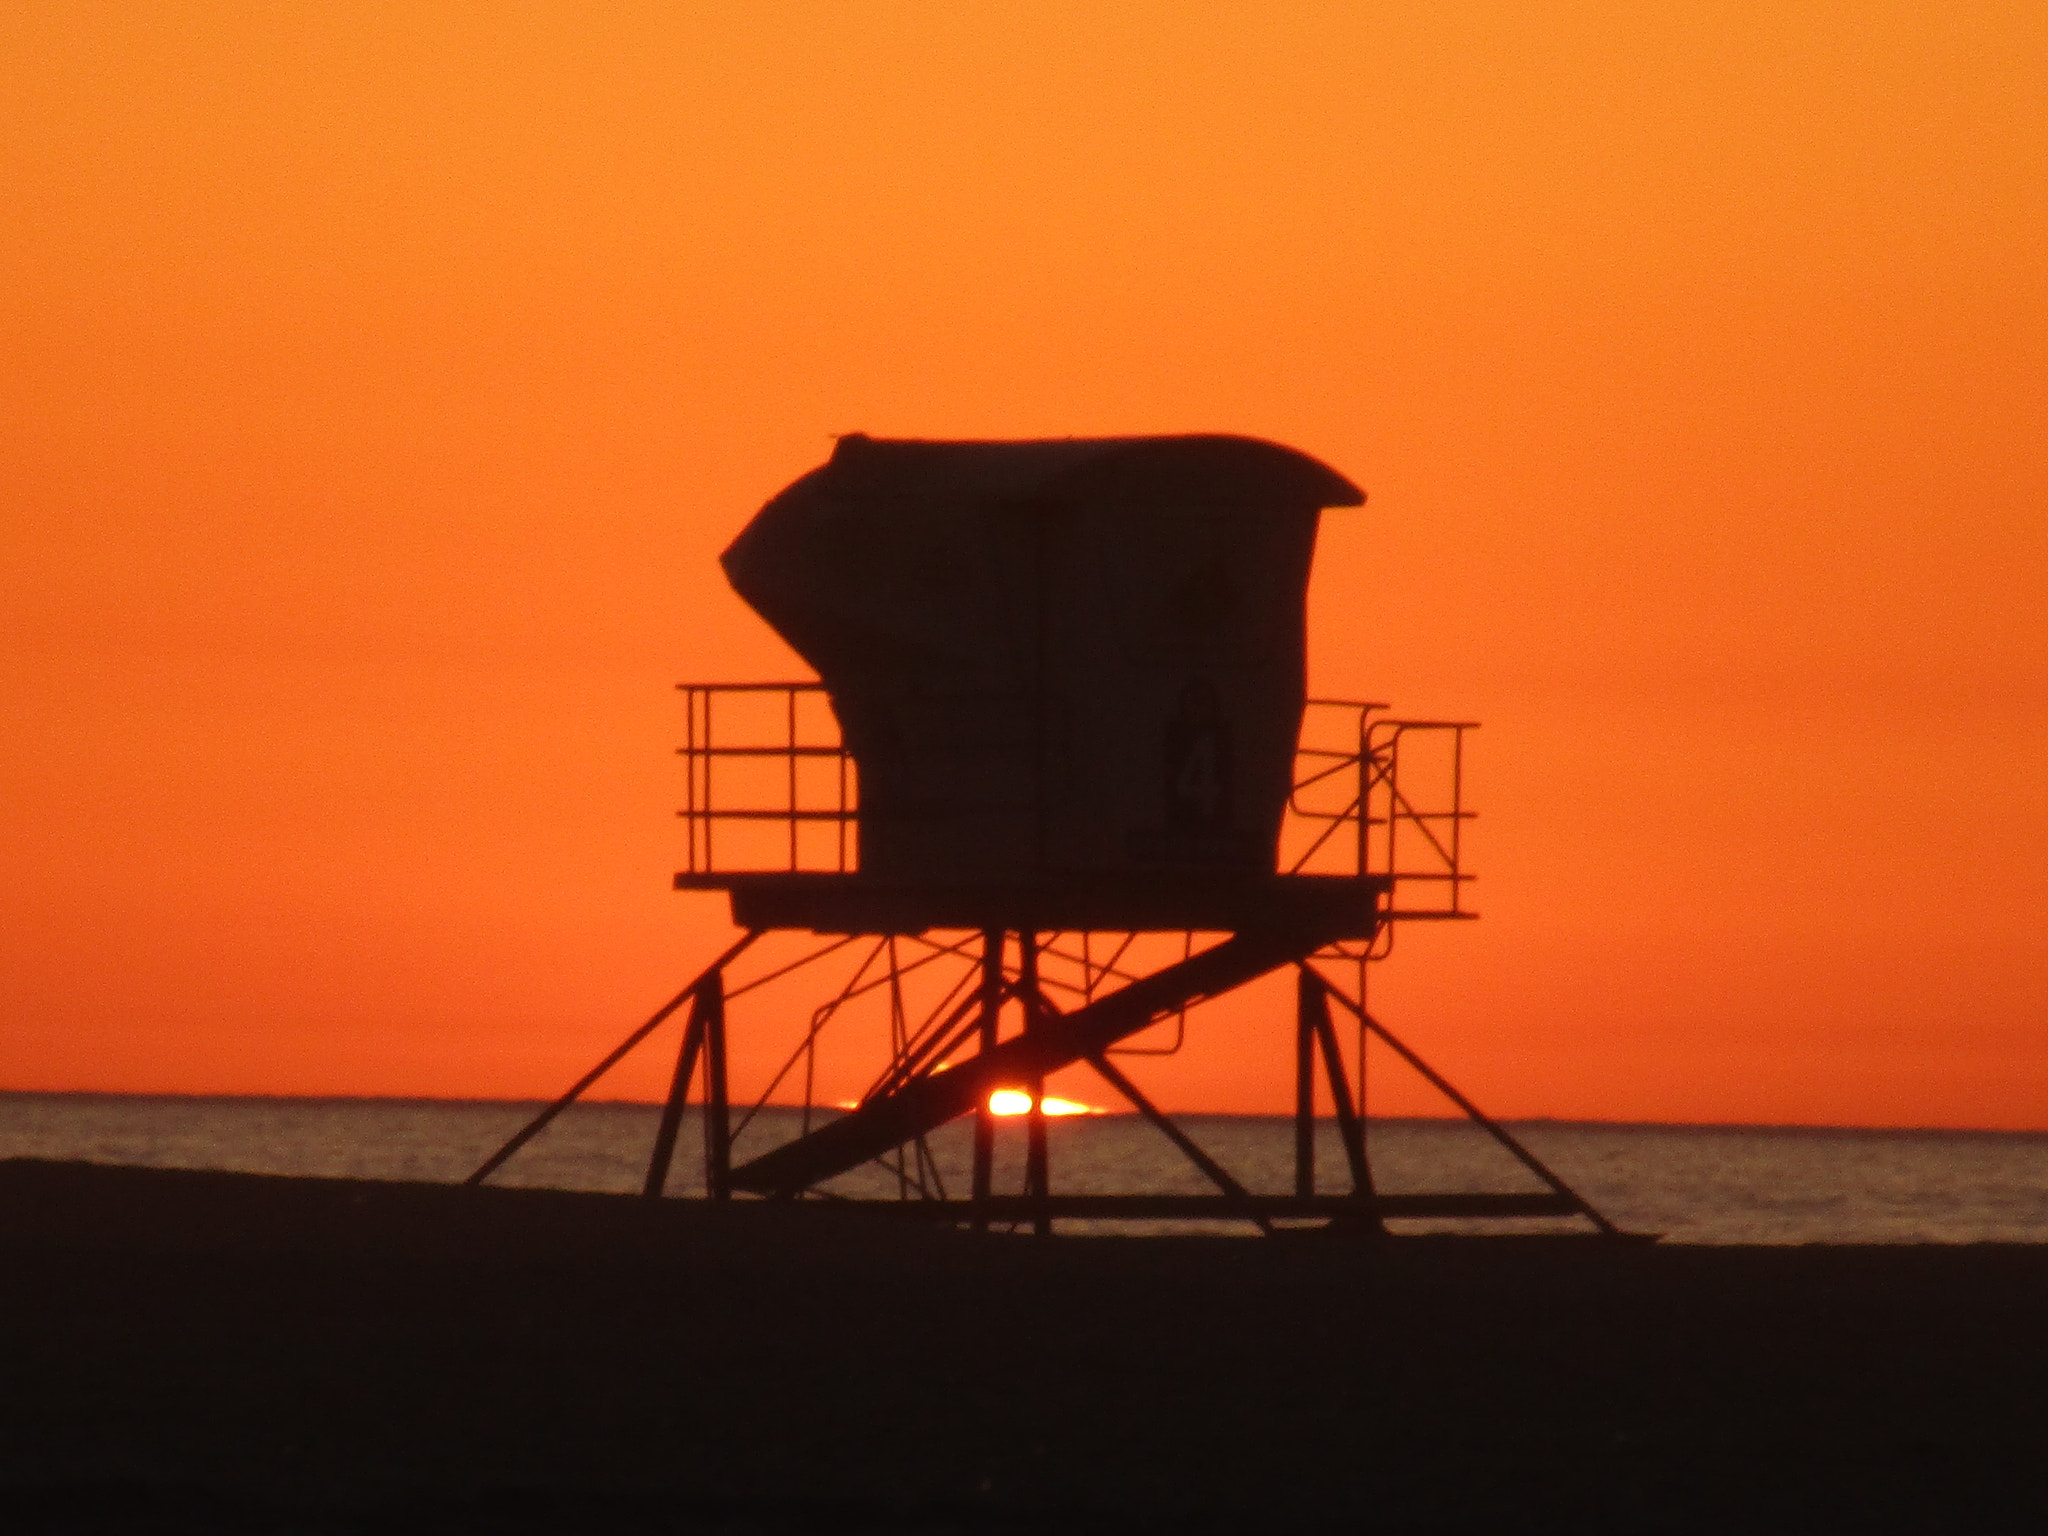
xmin=672 ymin=869 xmax=1393 ymax=938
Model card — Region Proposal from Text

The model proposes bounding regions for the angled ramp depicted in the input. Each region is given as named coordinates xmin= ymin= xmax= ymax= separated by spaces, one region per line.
xmin=728 ymin=919 xmax=1351 ymax=1197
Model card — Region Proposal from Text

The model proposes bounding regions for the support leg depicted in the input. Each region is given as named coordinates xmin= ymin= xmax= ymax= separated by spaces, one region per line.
xmin=1318 ymin=977 xmax=1624 ymax=1237
xmin=1025 ymin=1081 xmax=1048 ymax=1229
xmin=469 ymin=931 xmax=759 ymax=1187
xmin=701 ymin=969 xmax=730 ymax=1201
xmin=1021 ymin=933 xmax=1051 ymax=1237
xmin=1300 ymin=966 xmax=1383 ymax=1233
xmin=970 ymin=928 xmax=1003 ymax=1233
xmin=644 ymin=986 xmax=711 ymax=1200
xmin=1295 ymin=991 xmax=1316 ymax=1198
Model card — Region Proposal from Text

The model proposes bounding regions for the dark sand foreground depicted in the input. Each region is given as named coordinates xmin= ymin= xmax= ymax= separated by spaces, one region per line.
xmin=3 ymin=1159 xmax=2044 ymax=1533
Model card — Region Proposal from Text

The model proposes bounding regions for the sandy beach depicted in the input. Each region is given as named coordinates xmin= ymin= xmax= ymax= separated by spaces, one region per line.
xmin=3 ymin=1157 xmax=2044 ymax=1533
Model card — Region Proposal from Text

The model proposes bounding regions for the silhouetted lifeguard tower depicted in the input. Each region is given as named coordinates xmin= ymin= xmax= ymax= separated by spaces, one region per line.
xmin=474 ymin=433 xmax=1617 ymax=1236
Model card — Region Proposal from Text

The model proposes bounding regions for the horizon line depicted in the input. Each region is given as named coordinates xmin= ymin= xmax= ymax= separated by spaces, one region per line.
xmin=1 ymin=1086 xmax=2040 ymax=1140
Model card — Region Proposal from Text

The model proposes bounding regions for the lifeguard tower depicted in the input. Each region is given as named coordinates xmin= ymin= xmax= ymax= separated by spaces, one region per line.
xmin=473 ymin=433 xmax=1617 ymax=1236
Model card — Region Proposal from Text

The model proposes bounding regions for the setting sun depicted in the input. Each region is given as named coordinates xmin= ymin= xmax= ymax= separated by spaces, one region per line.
xmin=987 ymin=1090 xmax=1099 ymax=1118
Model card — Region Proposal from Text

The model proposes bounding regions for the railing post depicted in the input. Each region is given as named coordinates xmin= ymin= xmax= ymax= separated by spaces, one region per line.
xmin=1452 ymin=724 xmax=1466 ymax=914
xmin=1385 ymin=726 xmax=1400 ymax=887
xmin=837 ymin=734 xmax=850 ymax=872
xmin=1357 ymin=710 xmax=1371 ymax=880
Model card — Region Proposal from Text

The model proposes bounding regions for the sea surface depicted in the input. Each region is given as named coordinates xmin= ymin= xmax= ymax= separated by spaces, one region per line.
xmin=4 ymin=1090 xmax=2045 ymax=1244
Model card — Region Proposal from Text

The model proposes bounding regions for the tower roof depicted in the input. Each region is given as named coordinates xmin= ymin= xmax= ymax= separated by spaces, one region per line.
xmin=799 ymin=431 xmax=1364 ymax=513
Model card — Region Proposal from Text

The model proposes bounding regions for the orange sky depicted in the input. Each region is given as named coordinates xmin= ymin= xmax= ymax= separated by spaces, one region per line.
xmin=4 ymin=3 xmax=2044 ymax=1128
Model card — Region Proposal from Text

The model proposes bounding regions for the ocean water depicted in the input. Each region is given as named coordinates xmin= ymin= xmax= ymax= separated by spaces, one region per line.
xmin=3 ymin=1090 xmax=2045 ymax=1245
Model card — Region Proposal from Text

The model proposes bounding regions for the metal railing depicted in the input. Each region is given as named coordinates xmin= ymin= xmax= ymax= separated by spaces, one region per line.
xmin=677 ymin=684 xmax=1475 ymax=914
xmin=677 ymin=683 xmax=855 ymax=875
xmin=1284 ymin=700 xmax=1477 ymax=919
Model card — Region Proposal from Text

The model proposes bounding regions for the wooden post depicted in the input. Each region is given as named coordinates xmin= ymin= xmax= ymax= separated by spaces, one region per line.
xmin=970 ymin=928 xmax=1003 ymax=1233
